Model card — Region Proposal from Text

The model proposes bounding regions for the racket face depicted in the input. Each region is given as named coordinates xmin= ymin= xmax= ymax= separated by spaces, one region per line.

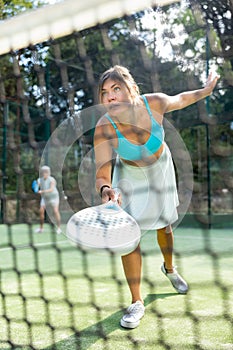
xmin=31 ymin=180 xmax=39 ymax=193
xmin=66 ymin=204 xmax=141 ymax=255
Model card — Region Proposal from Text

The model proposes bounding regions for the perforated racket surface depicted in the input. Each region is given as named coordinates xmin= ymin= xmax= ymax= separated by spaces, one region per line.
xmin=66 ymin=201 xmax=141 ymax=255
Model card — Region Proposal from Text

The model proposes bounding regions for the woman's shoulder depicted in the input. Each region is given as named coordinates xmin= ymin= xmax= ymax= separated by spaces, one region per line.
xmin=49 ymin=176 xmax=56 ymax=183
xmin=142 ymin=92 xmax=167 ymax=102
xmin=95 ymin=114 xmax=115 ymax=138
xmin=142 ymin=93 xmax=168 ymax=115
xmin=96 ymin=113 xmax=110 ymax=126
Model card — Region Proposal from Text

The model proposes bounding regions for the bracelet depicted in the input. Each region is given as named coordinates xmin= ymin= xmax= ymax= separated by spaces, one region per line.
xmin=100 ymin=185 xmax=110 ymax=195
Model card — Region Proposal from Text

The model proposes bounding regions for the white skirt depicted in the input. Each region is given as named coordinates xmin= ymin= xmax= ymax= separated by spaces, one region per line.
xmin=112 ymin=143 xmax=179 ymax=230
xmin=42 ymin=193 xmax=59 ymax=208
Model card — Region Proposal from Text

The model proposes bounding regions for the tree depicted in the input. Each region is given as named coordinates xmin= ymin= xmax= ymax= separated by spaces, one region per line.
xmin=0 ymin=0 xmax=232 ymax=221
xmin=1 ymin=0 xmax=48 ymax=19
xmin=0 ymin=0 xmax=50 ymax=218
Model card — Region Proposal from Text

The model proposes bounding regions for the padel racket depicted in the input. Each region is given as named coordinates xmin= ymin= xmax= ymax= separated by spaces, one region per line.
xmin=31 ymin=180 xmax=39 ymax=193
xmin=66 ymin=196 xmax=141 ymax=256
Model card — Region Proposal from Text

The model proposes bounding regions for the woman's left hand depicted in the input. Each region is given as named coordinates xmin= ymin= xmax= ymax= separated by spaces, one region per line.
xmin=205 ymin=72 xmax=220 ymax=95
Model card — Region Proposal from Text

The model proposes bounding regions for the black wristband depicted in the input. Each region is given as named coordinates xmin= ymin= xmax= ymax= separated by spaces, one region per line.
xmin=100 ymin=185 xmax=110 ymax=195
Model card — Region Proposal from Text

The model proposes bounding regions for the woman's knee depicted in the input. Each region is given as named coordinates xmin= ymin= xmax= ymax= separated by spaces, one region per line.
xmin=157 ymin=225 xmax=172 ymax=235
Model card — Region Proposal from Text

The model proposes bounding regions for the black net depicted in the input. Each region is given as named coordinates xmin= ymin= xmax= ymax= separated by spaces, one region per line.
xmin=0 ymin=0 xmax=232 ymax=349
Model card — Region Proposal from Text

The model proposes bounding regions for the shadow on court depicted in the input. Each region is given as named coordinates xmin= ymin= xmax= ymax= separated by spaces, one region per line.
xmin=144 ymin=292 xmax=178 ymax=306
xmin=45 ymin=292 xmax=178 ymax=350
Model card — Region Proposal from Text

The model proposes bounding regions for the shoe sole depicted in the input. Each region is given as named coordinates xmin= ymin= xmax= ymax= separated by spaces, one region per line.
xmin=173 ymin=287 xmax=188 ymax=294
xmin=120 ymin=319 xmax=140 ymax=329
xmin=167 ymin=278 xmax=189 ymax=294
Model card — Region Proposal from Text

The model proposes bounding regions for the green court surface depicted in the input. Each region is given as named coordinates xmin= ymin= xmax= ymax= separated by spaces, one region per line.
xmin=0 ymin=225 xmax=232 ymax=349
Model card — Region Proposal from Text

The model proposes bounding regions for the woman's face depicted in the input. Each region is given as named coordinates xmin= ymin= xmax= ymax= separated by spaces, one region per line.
xmin=100 ymin=78 xmax=134 ymax=116
xmin=42 ymin=171 xmax=49 ymax=179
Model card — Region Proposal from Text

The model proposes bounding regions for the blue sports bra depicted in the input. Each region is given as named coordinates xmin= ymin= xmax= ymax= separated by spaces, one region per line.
xmin=105 ymin=95 xmax=164 ymax=161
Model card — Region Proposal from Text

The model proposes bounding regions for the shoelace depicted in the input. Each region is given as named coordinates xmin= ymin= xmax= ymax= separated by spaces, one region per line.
xmin=128 ymin=302 xmax=143 ymax=315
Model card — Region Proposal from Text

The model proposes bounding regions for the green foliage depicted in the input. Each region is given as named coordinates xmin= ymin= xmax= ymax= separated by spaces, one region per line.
xmin=1 ymin=0 xmax=48 ymax=18
xmin=0 ymin=0 xmax=3 ymax=18
xmin=2 ymin=0 xmax=32 ymax=18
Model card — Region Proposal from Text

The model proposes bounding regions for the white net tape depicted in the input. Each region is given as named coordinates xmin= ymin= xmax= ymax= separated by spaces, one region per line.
xmin=0 ymin=0 xmax=180 ymax=55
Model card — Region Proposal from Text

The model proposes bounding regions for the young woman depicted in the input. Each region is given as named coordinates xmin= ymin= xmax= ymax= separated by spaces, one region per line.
xmin=36 ymin=165 xmax=62 ymax=234
xmin=94 ymin=65 xmax=219 ymax=329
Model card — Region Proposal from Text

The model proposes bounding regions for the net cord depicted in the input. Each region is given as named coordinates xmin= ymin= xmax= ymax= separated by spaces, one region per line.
xmin=0 ymin=0 xmax=180 ymax=56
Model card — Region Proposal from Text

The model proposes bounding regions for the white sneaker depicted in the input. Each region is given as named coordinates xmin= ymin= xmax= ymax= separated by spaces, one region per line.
xmin=161 ymin=263 xmax=188 ymax=294
xmin=120 ymin=301 xmax=145 ymax=329
xmin=35 ymin=228 xmax=43 ymax=233
xmin=56 ymin=228 xmax=62 ymax=234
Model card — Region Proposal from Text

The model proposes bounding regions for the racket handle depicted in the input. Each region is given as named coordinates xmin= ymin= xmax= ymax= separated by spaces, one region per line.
xmin=104 ymin=188 xmax=121 ymax=211
xmin=113 ymin=188 xmax=121 ymax=202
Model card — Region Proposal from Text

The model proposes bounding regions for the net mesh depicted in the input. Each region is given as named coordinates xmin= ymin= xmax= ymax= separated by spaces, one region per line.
xmin=0 ymin=0 xmax=232 ymax=349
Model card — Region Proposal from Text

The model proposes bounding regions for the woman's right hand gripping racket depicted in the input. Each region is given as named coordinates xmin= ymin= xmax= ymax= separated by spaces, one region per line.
xmin=66 ymin=190 xmax=141 ymax=255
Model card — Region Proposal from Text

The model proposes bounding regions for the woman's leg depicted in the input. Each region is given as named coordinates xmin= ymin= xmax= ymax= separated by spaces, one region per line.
xmin=157 ymin=225 xmax=189 ymax=293
xmin=157 ymin=225 xmax=174 ymax=273
xmin=121 ymin=244 xmax=143 ymax=304
xmin=53 ymin=205 xmax=61 ymax=228
xmin=39 ymin=206 xmax=45 ymax=230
